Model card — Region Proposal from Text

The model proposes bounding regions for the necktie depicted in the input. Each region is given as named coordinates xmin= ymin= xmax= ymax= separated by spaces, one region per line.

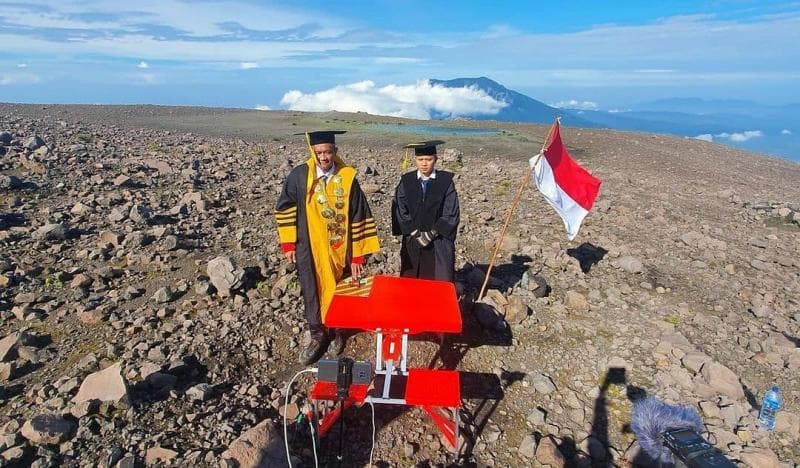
xmin=421 ymin=178 xmax=429 ymax=197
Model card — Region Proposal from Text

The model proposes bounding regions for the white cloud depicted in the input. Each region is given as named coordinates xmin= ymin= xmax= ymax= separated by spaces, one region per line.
xmin=693 ymin=130 xmax=764 ymax=143
xmin=374 ymin=57 xmax=425 ymax=64
xmin=17 ymin=63 xmax=28 ymax=68
xmin=634 ymin=69 xmax=675 ymax=73
xmin=717 ymin=130 xmax=763 ymax=142
xmin=137 ymin=61 xmax=149 ymax=69
xmin=480 ymin=24 xmax=522 ymax=39
xmin=240 ymin=62 xmax=259 ymax=69
xmin=279 ymin=80 xmax=508 ymax=119
xmin=254 ymin=105 xmax=271 ymax=110
xmin=552 ymin=99 xmax=598 ymax=110
xmin=134 ymin=73 xmax=158 ymax=85
xmin=782 ymin=129 xmax=792 ymax=135
xmin=0 ymin=0 xmax=344 ymax=38
xmin=0 ymin=72 xmax=42 ymax=85
xmin=1 ymin=2 xmax=799 ymax=105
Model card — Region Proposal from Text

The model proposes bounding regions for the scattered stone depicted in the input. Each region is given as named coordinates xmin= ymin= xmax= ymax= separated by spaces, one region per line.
xmin=145 ymin=447 xmax=178 ymax=464
xmin=152 ymin=286 xmax=174 ymax=303
xmin=527 ymin=407 xmax=547 ymax=425
xmin=504 ymin=296 xmax=529 ymax=323
xmin=530 ymin=373 xmax=557 ymax=395
xmin=613 ymin=256 xmax=644 ymax=274
xmin=207 ymin=256 xmax=245 ymax=298
xmin=0 ymin=332 xmax=22 ymax=361
xmin=775 ymin=411 xmax=799 ymax=440
xmin=23 ymin=135 xmax=45 ymax=150
xmin=34 ymin=223 xmax=68 ymax=240
xmin=98 ymin=230 xmax=122 ymax=247
xmin=739 ymin=447 xmax=780 ymax=468
xmin=21 ymin=414 xmax=76 ymax=445
xmin=221 ymin=419 xmax=288 ymax=468
xmin=564 ymin=290 xmax=589 ymax=311
xmin=1 ymin=445 xmax=25 ymax=463
xmin=0 ymin=362 xmax=15 ymax=381
xmin=70 ymin=202 xmax=93 ymax=215
xmin=129 ymin=204 xmax=150 ymax=224
xmin=72 ymin=362 xmax=130 ymax=406
xmin=536 ymin=435 xmax=565 ymax=467
xmin=186 ymin=383 xmax=213 ymax=402
xmin=700 ymin=362 xmax=745 ymax=400
xmin=519 ymin=434 xmax=537 ymax=458
xmin=403 ymin=441 xmax=416 ymax=458
xmin=0 ymin=174 xmax=22 ymax=190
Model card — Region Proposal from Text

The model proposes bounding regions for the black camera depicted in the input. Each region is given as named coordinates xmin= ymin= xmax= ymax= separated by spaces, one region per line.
xmin=662 ymin=428 xmax=736 ymax=468
xmin=317 ymin=358 xmax=372 ymax=400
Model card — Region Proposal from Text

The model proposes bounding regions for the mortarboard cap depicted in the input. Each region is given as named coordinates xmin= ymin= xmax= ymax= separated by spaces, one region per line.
xmin=296 ymin=130 xmax=346 ymax=145
xmin=404 ymin=140 xmax=445 ymax=156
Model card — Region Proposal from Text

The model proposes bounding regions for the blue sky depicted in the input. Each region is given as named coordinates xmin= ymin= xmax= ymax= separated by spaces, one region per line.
xmin=2 ymin=0 xmax=799 ymax=113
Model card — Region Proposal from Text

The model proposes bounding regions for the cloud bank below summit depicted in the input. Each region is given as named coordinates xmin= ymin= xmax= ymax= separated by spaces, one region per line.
xmin=693 ymin=130 xmax=764 ymax=143
xmin=280 ymin=80 xmax=508 ymax=120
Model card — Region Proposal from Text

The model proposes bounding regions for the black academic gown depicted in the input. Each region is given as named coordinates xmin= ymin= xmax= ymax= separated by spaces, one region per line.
xmin=275 ymin=163 xmax=377 ymax=336
xmin=392 ymin=170 xmax=460 ymax=281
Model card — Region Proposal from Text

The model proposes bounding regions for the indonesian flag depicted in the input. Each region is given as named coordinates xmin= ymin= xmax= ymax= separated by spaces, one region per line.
xmin=530 ymin=121 xmax=601 ymax=240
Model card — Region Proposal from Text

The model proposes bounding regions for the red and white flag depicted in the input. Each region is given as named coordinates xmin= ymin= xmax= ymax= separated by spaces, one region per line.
xmin=530 ymin=121 xmax=601 ymax=240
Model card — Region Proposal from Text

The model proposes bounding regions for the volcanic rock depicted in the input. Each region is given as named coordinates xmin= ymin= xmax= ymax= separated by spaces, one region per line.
xmin=21 ymin=414 xmax=76 ymax=445
xmin=72 ymin=362 xmax=130 ymax=406
xmin=207 ymin=256 xmax=245 ymax=297
xmin=221 ymin=419 xmax=288 ymax=468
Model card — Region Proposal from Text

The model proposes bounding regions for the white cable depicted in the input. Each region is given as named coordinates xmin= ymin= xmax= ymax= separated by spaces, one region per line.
xmin=308 ymin=414 xmax=319 ymax=468
xmin=369 ymin=400 xmax=376 ymax=466
xmin=283 ymin=368 xmax=317 ymax=468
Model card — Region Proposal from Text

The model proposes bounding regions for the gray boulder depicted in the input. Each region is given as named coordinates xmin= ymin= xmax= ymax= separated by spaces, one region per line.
xmin=21 ymin=415 xmax=76 ymax=445
xmin=23 ymin=135 xmax=45 ymax=151
xmin=221 ymin=419 xmax=288 ymax=468
xmin=207 ymin=256 xmax=245 ymax=297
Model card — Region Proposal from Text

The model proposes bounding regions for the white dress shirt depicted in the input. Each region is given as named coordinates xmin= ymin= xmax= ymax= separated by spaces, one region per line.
xmin=316 ymin=162 xmax=336 ymax=181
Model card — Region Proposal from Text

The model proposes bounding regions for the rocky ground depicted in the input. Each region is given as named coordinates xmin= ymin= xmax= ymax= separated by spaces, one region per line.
xmin=0 ymin=103 xmax=798 ymax=467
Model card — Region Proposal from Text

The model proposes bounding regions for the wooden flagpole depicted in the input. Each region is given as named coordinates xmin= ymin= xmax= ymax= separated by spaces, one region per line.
xmin=476 ymin=118 xmax=560 ymax=301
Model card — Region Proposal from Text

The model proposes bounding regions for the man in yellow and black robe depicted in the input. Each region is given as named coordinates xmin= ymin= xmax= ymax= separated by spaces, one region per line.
xmin=275 ymin=130 xmax=380 ymax=365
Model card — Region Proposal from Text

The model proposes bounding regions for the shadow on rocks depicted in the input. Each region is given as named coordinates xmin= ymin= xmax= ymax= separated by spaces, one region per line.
xmin=0 ymin=212 xmax=27 ymax=228
xmin=588 ymin=367 xmax=637 ymax=467
xmin=782 ymin=332 xmax=800 ymax=347
xmin=462 ymin=254 xmax=533 ymax=291
xmin=149 ymin=214 xmax=178 ymax=226
xmin=422 ymin=298 xmax=513 ymax=372
xmin=567 ymin=242 xmax=608 ymax=273
xmin=130 ymin=355 xmax=209 ymax=404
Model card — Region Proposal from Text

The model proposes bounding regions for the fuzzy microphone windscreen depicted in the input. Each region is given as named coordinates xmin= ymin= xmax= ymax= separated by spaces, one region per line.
xmin=630 ymin=396 xmax=705 ymax=464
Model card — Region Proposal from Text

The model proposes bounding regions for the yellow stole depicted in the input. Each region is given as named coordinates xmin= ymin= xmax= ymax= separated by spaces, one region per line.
xmin=305 ymin=154 xmax=356 ymax=320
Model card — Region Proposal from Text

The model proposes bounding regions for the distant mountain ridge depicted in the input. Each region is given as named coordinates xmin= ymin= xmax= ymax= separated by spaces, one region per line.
xmin=430 ymin=77 xmax=799 ymax=161
xmin=429 ymin=77 xmax=598 ymax=128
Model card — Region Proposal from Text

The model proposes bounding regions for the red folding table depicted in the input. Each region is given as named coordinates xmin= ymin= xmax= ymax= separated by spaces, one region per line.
xmin=309 ymin=274 xmax=463 ymax=451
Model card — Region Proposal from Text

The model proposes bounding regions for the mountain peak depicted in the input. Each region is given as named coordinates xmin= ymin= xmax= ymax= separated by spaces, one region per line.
xmin=429 ymin=77 xmax=597 ymax=127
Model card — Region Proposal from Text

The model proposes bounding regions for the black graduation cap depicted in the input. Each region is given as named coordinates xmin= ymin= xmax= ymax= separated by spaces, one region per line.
xmin=296 ymin=130 xmax=346 ymax=145
xmin=404 ymin=140 xmax=445 ymax=156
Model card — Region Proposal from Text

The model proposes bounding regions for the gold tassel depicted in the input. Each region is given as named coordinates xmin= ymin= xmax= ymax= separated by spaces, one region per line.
xmin=400 ymin=148 xmax=410 ymax=170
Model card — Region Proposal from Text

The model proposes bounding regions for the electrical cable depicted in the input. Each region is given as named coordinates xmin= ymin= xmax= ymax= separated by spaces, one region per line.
xmin=283 ymin=368 xmax=317 ymax=468
xmin=337 ymin=399 xmax=345 ymax=467
xmin=368 ymin=400 xmax=376 ymax=466
xmin=308 ymin=412 xmax=319 ymax=468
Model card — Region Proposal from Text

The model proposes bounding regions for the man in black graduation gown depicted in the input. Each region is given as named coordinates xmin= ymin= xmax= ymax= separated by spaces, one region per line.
xmin=275 ymin=131 xmax=381 ymax=365
xmin=392 ymin=141 xmax=460 ymax=281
